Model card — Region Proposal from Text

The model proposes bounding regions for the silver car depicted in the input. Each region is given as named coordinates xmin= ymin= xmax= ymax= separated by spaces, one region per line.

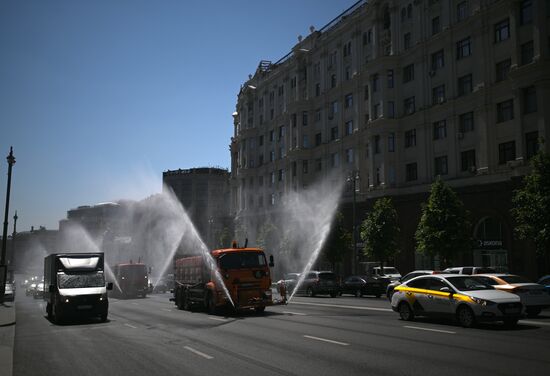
xmin=391 ymin=274 xmax=523 ymax=327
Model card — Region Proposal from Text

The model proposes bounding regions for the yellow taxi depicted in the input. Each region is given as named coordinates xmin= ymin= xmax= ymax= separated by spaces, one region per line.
xmin=391 ymin=274 xmax=523 ymax=327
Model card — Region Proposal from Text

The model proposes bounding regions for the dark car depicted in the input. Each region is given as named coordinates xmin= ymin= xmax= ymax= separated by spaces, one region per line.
xmin=537 ymin=275 xmax=550 ymax=295
xmin=295 ymin=271 xmax=339 ymax=297
xmin=340 ymin=275 xmax=386 ymax=298
xmin=386 ymin=270 xmax=436 ymax=300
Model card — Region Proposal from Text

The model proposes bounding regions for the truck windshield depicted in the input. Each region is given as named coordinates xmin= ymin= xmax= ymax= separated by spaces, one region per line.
xmin=58 ymin=272 xmax=105 ymax=288
xmin=219 ymin=252 xmax=267 ymax=270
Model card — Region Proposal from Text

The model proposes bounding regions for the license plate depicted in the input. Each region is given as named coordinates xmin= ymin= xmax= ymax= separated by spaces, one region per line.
xmin=77 ymin=305 xmax=92 ymax=310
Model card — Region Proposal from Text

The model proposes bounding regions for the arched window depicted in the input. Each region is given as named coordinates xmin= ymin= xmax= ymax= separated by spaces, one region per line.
xmin=401 ymin=8 xmax=407 ymax=22
xmin=383 ymin=6 xmax=391 ymax=29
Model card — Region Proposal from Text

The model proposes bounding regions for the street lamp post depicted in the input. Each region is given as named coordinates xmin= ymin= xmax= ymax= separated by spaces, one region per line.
xmin=347 ymin=170 xmax=360 ymax=275
xmin=10 ymin=211 xmax=18 ymax=283
xmin=1 ymin=147 xmax=16 ymax=303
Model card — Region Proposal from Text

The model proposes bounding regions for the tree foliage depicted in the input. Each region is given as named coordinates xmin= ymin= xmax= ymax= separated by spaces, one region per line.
xmin=512 ymin=150 xmax=550 ymax=256
xmin=415 ymin=178 xmax=472 ymax=267
xmin=360 ymin=197 xmax=400 ymax=266
xmin=323 ymin=212 xmax=352 ymax=270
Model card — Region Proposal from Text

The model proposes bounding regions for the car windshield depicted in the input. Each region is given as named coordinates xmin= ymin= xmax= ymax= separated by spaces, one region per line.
xmin=446 ymin=276 xmax=494 ymax=291
xmin=58 ymin=272 xmax=106 ymax=288
xmin=500 ymin=275 xmax=531 ymax=284
xmin=219 ymin=252 xmax=266 ymax=270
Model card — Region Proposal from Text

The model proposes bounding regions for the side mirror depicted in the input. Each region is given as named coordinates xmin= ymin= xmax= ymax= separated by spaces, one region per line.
xmin=269 ymin=255 xmax=274 ymax=268
xmin=107 ymin=282 xmax=114 ymax=291
xmin=49 ymin=285 xmax=54 ymax=293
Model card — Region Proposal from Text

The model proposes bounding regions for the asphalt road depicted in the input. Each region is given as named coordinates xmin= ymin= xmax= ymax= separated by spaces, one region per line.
xmin=13 ymin=292 xmax=550 ymax=376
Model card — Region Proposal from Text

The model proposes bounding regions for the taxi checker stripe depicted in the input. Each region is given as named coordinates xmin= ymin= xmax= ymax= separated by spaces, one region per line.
xmin=395 ymin=286 xmax=472 ymax=302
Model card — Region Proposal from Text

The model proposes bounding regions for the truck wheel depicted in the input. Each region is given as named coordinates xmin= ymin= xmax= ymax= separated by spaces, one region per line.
xmin=100 ymin=312 xmax=108 ymax=322
xmin=46 ymin=303 xmax=53 ymax=320
xmin=457 ymin=306 xmax=476 ymax=328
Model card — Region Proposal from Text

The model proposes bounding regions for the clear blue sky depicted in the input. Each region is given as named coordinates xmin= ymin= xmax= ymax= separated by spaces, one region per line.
xmin=0 ymin=0 xmax=357 ymax=232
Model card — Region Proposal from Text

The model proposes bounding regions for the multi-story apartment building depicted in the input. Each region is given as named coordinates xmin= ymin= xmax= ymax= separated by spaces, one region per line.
xmin=230 ymin=0 xmax=550 ymax=278
xmin=163 ymin=167 xmax=231 ymax=248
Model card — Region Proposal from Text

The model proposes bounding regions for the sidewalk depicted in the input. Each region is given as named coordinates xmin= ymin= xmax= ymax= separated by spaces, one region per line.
xmin=0 ymin=301 xmax=16 ymax=376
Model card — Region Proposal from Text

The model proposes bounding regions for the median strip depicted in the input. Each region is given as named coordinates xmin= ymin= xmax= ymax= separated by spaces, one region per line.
xmin=404 ymin=325 xmax=456 ymax=334
xmin=290 ymin=301 xmax=392 ymax=312
xmin=303 ymin=335 xmax=349 ymax=346
xmin=184 ymin=346 xmax=214 ymax=359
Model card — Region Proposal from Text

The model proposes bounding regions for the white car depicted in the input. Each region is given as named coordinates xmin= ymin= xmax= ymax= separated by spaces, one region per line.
xmin=391 ymin=274 xmax=523 ymax=327
xmin=477 ymin=274 xmax=550 ymax=317
xmin=372 ymin=267 xmax=401 ymax=281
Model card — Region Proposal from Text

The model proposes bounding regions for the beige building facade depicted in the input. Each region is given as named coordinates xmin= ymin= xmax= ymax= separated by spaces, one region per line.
xmin=230 ymin=0 xmax=550 ymax=277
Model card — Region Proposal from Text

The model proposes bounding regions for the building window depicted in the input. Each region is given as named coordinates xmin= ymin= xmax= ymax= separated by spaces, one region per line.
xmin=343 ymin=41 xmax=352 ymax=57
xmin=404 ymin=96 xmax=415 ymax=115
xmin=525 ymin=131 xmax=539 ymax=159
xmin=269 ymin=130 xmax=274 ymax=142
xmin=406 ymin=163 xmax=418 ymax=181
xmin=432 ymin=85 xmax=446 ymax=105
xmin=461 ymin=149 xmax=476 ymax=171
xmin=432 ymin=16 xmax=441 ymax=35
xmin=345 ymin=148 xmax=354 ymax=164
xmin=457 ymin=1 xmax=468 ymax=21
xmin=387 ymin=101 xmax=395 ymax=118
xmin=433 ymin=120 xmax=447 ymax=140
xmin=291 ymin=162 xmax=297 ymax=177
xmin=372 ymin=74 xmax=379 ymax=92
xmin=330 ymin=153 xmax=340 ymax=168
xmin=494 ymin=19 xmax=510 ymax=43
xmin=520 ymin=0 xmax=533 ymax=25
xmin=431 ymin=49 xmax=445 ymax=70
xmin=404 ymin=32 xmax=412 ymax=50
xmin=364 ymin=85 xmax=369 ymax=100
xmin=331 ymin=74 xmax=337 ymax=88
xmin=521 ymin=41 xmax=534 ymax=65
xmin=278 ymin=169 xmax=284 ymax=181
xmin=302 ymin=135 xmax=309 ymax=148
xmin=405 ymin=129 xmax=416 ymax=148
xmin=345 ymin=120 xmax=354 ymax=136
xmin=458 ymin=74 xmax=473 ymax=96
xmin=498 ymin=141 xmax=516 ymax=164
xmin=302 ymin=111 xmax=308 ymax=126
xmin=316 ymin=158 xmax=322 ymax=171
xmin=388 ymin=133 xmax=395 ymax=152
xmin=373 ymin=103 xmax=380 ymax=118
xmin=374 ymin=135 xmax=381 ymax=154
xmin=259 ymin=135 xmax=264 ymax=146
xmin=497 ymin=99 xmax=514 ymax=122
xmin=387 ymin=69 xmax=394 ymax=88
xmin=407 ymin=3 xmax=412 ymax=18
xmin=523 ymin=86 xmax=537 ymax=114
xmin=345 ymin=93 xmax=353 ymax=109
xmin=345 ymin=66 xmax=351 ymax=81
xmin=302 ymin=160 xmax=309 ymax=174
xmin=434 ymin=156 xmax=448 ymax=175
xmin=315 ymin=109 xmax=321 ymax=122
xmin=459 ymin=112 xmax=474 ymax=133
xmin=315 ymin=83 xmax=321 ymax=96
xmin=456 ymin=37 xmax=471 ymax=59
xmin=270 ymin=193 xmax=275 ymax=206
xmin=270 ymin=172 xmax=275 ymax=185
xmin=259 ymin=154 xmax=264 ymax=166
xmin=403 ymin=64 xmax=414 ymax=83
xmin=315 ymin=133 xmax=322 ymax=146
xmin=270 ymin=150 xmax=275 ymax=162
xmin=496 ymin=59 xmax=511 ymax=82
xmin=330 ymin=126 xmax=339 ymax=141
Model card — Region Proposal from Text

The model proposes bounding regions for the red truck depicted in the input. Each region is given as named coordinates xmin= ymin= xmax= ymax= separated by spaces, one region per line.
xmin=172 ymin=245 xmax=286 ymax=313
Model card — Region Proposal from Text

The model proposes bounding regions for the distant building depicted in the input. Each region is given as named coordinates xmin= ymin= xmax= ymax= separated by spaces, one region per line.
xmin=9 ymin=226 xmax=59 ymax=275
xmin=163 ymin=167 xmax=231 ymax=248
xmin=230 ymin=0 xmax=550 ymax=277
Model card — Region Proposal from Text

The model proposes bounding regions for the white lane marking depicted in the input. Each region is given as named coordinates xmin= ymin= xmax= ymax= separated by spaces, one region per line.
xmin=303 ymin=335 xmax=349 ymax=346
xmin=208 ymin=317 xmax=229 ymax=322
xmin=291 ymin=301 xmax=392 ymax=312
xmin=283 ymin=311 xmax=307 ymax=316
xmin=519 ymin=320 xmax=550 ymax=327
xmin=124 ymin=323 xmax=137 ymax=329
xmin=131 ymin=302 xmax=139 ymax=305
xmin=162 ymin=308 xmax=172 ymax=312
xmin=404 ymin=325 xmax=456 ymax=334
xmin=184 ymin=346 xmax=214 ymax=359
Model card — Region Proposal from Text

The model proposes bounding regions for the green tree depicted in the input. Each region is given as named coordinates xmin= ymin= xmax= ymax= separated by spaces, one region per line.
xmin=323 ymin=212 xmax=352 ymax=271
xmin=512 ymin=150 xmax=550 ymax=266
xmin=415 ymin=178 xmax=472 ymax=268
xmin=360 ymin=197 xmax=400 ymax=269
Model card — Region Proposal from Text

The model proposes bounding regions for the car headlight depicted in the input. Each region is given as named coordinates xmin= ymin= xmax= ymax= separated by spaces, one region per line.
xmin=470 ymin=297 xmax=495 ymax=306
xmin=63 ymin=297 xmax=70 ymax=303
xmin=99 ymin=293 xmax=108 ymax=301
